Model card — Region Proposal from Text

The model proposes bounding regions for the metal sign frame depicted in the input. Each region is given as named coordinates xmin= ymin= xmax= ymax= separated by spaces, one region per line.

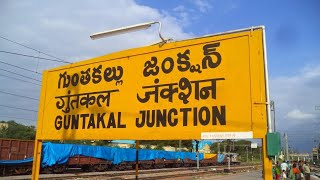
xmin=32 ymin=26 xmax=273 ymax=179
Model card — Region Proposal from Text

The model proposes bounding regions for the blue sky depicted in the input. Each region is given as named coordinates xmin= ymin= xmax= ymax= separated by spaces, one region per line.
xmin=0 ymin=0 xmax=319 ymax=152
xmin=138 ymin=0 xmax=320 ymax=77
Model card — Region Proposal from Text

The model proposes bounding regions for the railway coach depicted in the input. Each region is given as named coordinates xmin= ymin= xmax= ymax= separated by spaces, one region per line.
xmin=0 ymin=138 xmax=240 ymax=176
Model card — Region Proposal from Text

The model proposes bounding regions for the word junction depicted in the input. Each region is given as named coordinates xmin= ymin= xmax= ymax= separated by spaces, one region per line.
xmin=55 ymin=106 xmax=226 ymax=130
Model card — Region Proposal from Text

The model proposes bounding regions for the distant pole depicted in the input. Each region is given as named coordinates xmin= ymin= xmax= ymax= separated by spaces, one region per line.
xmin=135 ymin=140 xmax=139 ymax=180
xmin=271 ymin=101 xmax=276 ymax=132
xmin=246 ymin=146 xmax=249 ymax=163
xmin=196 ymin=140 xmax=199 ymax=170
xmin=285 ymin=133 xmax=289 ymax=161
xmin=251 ymin=147 xmax=253 ymax=162
xmin=259 ymin=147 xmax=262 ymax=161
xmin=232 ymin=140 xmax=235 ymax=151
xmin=218 ymin=142 xmax=221 ymax=153
xmin=228 ymin=145 xmax=231 ymax=170
xmin=179 ymin=140 xmax=181 ymax=152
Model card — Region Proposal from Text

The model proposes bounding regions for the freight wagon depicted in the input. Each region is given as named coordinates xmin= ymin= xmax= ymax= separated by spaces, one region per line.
xmin=0 ymin=138 xmax=240 ymax=176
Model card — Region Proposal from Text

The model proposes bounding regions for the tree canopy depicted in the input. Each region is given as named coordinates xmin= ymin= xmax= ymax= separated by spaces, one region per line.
xmin=0 ymin=121 xmax=36 ymax=140
xmin=140 ymin=140 xmax=193 ymax=150
xmin=210 ymin=140 xmax=262 ymax=162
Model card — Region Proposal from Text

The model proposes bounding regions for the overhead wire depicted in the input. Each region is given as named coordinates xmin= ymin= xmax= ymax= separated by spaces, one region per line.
xmin=0 ymin=104 xmax=38 ymax=112
xmin=0 ymin=35 xmax=69 ymax=63
xmin=0 ymin=50 xmax=71 ymax=64
xmin=0 ymin=60 xmax=42 ymax=75
xmin=0 ymin=68 xmax=41 ymax=82
xmin=0 ymin=115 xmax=36 ymax=122
xmin=0 ymin=90 xmax=39 ymax=101
xmin=0 ymin=73 xmax=41 ymax=86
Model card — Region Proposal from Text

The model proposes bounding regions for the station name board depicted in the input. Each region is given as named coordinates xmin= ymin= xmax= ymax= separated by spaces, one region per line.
xmin=37 ymin=28 xmax=267 ymax=140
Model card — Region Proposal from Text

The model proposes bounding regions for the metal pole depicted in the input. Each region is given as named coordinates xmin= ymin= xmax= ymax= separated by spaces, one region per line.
xmin=218 ymin=142 xmax=220 ymax=153
xmin=228 ymin=145 xmax=231 ymax=170
xmin=272 ymin=101 xmax=276 ymax=132
xmin=179 ymin=140 xmax=181 ymax=152
xmin=135 ymin=140 xmax=139 ymax=180
xmin=196 ymin=140 xmax=199 ymax=170
xmin=285 ymin=133 xmax=289 ymax=161
xmin=262 ymin=26 xmax=273 ymax=133
xmin=232 ymin=140 xmax=235 ymax=151
xmin=246 ymin=146 xmax=249 ymax=163
xmin=251 ymin=147 xmax=253 ymax=162
xmin=260 ymin=147 xmax=262 ymax=161
xmin=228 ymin=149 xmax=231 ymax=173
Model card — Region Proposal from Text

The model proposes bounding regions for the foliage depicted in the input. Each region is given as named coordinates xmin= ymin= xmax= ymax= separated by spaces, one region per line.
xmin=154 ymin=144 xmax=164 ymax=150
xmin=48 ymin=140 xmax=112 ymax=146
xmin=140 ymin=140 xmax=193 ymax=150
xmin=144 ymin=144 xmax=151 ymax=149
xmin=0 ymin=121 xmax=35 ymax=140
xmin=94 ymin=140 xmax=112 ymax=146
xmin=210 ymin=140 xmax=262 ymax=162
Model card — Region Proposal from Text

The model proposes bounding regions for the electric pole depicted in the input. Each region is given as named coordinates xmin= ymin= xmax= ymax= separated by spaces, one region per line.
xmin=196 ymin=140 xmax=199 ymax=170
xmin=271 ymin=101 xmax=276 ymax=132
xmin=285 ymin=133 xmax=289 ymax=161
xmin=246 ymin=146 xmax=249 ymax=163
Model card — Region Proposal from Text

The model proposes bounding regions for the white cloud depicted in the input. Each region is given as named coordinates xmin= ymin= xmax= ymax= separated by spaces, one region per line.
xmin=0 ymin=0 xmax=192 ymax=126
xmin=286 ymin=109 xmax=316 ymax=120
xmin=270 ymin=64 xmax=320 ymax=152
xmin=191 ymin=0 xmax=213 ymax=13
xmin=223 ymin=2 xmax=238 ymax=14
xmin=270 ymin=64 xmax=320 ymax=128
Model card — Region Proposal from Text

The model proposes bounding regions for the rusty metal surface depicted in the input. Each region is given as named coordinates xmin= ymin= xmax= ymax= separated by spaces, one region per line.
xmin=0 ymin=139 xmax=34 ymax=160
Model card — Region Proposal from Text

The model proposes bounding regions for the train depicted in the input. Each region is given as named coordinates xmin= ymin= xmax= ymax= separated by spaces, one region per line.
xmin=0 ymin=138 xmax=240 ymax=176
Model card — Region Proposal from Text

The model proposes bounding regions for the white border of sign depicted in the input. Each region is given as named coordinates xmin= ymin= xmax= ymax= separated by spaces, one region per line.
xmin=201 ymin=131 xmax=253 ymax=139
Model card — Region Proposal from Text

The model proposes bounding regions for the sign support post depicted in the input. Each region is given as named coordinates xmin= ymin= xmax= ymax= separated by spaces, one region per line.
xmin=31 ymin=139 xmax=42 ymax=180
xmin=262 ymin=137 xmax=273 ymax=179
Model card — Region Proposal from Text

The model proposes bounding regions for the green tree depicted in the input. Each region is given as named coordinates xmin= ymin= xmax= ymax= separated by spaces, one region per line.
xmin=0 ymin=121 xmax=35 ymax=140
xmin=140 ymin=140 xmax=193 ymax=150
xmin=154 ymin=144 xmax=164 ymax=150
xmin=144 ymin=144 xmax=151 ymax=149
xmin=94 ymin=140 xmax=112 ymax=146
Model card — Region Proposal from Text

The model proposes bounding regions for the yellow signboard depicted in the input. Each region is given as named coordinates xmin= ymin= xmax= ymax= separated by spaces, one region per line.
xmin=36 ymin=27 xmax=268 ymax=140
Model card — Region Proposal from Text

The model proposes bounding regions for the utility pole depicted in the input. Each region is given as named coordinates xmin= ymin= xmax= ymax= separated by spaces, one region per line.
xmin=218 ymin=142 xmax=221 ymax=153
xmin=271 ymin=101 xmax=276 ymax=132
xmin=246 ymin=146 xmax=249 ymax=163
xmin=251 ymin=147 xmax=253 ymax=162
xmin=228 ymin=145 xmax=231 ymax=170
xmin=285 ymin=133 xmax=289 ymax=161
xmin=233 ymin=140 xmax=235 ymax=151
xmin=196 ymin=140 xmax=199 ymax=170
xmin=259 ymin=147 xmax=262 ymax=161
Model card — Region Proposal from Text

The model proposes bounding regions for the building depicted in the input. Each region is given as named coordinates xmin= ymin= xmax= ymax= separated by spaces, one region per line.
xmin=0 ymin=122 xmax=8 ymax=129
xmin=192 ymin=140 xmax=213 ymax=153
xmin=312 ymin=147 xmax=319 ymax=161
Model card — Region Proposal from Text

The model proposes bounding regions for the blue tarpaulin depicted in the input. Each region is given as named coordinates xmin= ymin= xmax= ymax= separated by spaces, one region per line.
xmin=41 ymin=143 xmax=204 ymax=167
xmin=217 ymin=154 xmax=226 ymax=163
xmin=0 ymin=143 xmax=205 ymax=167
xmin=0 ymin=157 xmax=33 ymax=165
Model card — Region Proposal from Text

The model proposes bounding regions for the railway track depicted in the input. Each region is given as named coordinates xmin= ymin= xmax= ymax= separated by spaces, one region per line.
xmin=38 ymin=165 xmax=260 ymax=180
